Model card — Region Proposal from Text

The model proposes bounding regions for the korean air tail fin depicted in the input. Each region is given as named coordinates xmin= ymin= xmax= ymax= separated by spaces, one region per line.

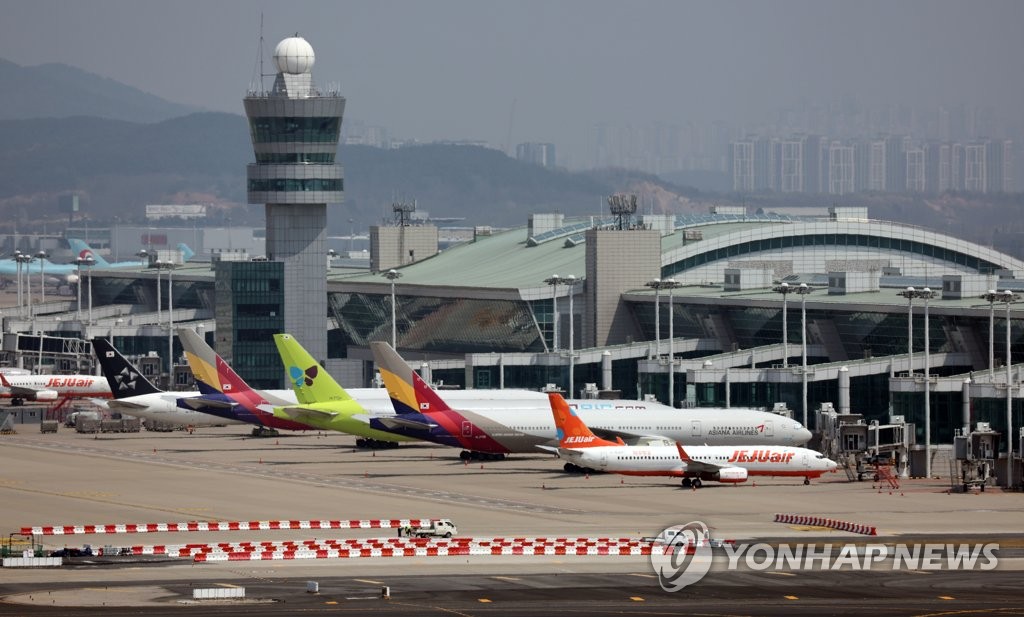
xmin=370 ymin=341 xmax=451 ymax=416
xmin=67 ymin=239 xmax=111 ymax=268
xmin=548 ymin=392 xmax=617 ymax=448
xmin=92 ymin=338 xmax=162 ymax=397
xmin=177 ymin=243 xmax=195 ymax=262
xmin=273 ymin=333 xmax=352 ymax=404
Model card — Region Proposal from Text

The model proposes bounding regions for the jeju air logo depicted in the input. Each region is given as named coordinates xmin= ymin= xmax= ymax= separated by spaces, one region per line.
xmin=288 ymin=364 xmax=318 ymax=388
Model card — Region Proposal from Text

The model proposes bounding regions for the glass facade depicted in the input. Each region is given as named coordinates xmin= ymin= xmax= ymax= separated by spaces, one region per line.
xmin=248 ymin=117 xmax=341 ymax=143
xmin=214 ymin=261 xmax=285 ymax=389
xmin=255 ymin=152 xmax=335 ymax=164
xmin=247 ymin=178 xmax=342 ymax=192
xmin=328 ymin=292 xmax=544 ymax=354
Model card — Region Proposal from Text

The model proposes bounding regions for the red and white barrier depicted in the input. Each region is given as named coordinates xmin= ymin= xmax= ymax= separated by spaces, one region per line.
xmin=21 ymin=518 xmax=434 ymax=536
xmin=90 ymin=536 xmax=655 ymax=562
xmin=773 ymin=513 xmax=877 ymax=536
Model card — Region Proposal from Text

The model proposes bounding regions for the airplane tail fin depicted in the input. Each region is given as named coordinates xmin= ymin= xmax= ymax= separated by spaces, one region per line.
xmin=548 ymin=392 xmax=617 ymax=448
xmin=370 ymin=341 xmax=451 ymax=416
xmin=177 ymin=328 xmax=255 ymax=397
xmin=675 ymin=442 xmax=692 ymax=462
xmin=273 ymin=333 xmax=352 ymax=404
xmin=177 ymin=243 xmax=195 ymax=262
xmin=0 ymin=372 xmax=10 ymax=388
xmin=67 ymin=239 xmax=110 ymax=268
xmin=91 ymin=338 xmax=162 ymax=397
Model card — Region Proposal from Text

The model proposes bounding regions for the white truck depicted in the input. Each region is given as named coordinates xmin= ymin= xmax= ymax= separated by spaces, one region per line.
xmin=411 ymin=519 xmax=457 ymax=538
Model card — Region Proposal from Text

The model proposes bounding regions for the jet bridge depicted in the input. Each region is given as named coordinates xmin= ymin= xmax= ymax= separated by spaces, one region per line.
xmin=952 ymin=423 xmax=1000 ymax=492
xmin=817 ymin=402 xmax=913 ymax=481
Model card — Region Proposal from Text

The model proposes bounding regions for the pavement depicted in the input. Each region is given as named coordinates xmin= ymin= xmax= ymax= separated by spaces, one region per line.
xmin=1 ymin=424 xmax=1023 ymax=615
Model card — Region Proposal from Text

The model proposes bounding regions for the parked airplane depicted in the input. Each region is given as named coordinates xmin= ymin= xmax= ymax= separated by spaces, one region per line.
xmin=91 ymin=338 xmax=243 ymax=428
xmin=545 ymin=392 xmax=837 ymax=487
xmin=0 ymin=238 xmax=172 ymax=285
xmin=69 ymin=239 xmax=195 ymax=267
xmin=176 ymin=328 xmax=315 ymax=434
xmin=369 ymin=341 xmax=811 ymax=459
xmin=270 ymin=333 xmax=415 ymax=447
xmin=0 ymin=371 xmax=111 ymax=406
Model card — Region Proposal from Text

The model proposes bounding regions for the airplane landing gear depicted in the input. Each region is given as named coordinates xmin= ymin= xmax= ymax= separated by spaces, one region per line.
xmin=803 ymin=477 xmax=810 ymax=485
xmin=681 ymin=478 xmax=701 ymax=488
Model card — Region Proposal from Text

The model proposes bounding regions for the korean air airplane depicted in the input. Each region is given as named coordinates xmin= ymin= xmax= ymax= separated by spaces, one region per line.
xmin=546 ymin=392 xmax=837 ymax=488
xmin=368 ymin=342 xmax=812 ymax=460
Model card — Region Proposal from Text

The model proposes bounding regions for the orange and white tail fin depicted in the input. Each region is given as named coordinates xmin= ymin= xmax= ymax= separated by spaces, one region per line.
xmin=0 ymin=373 xmax=9 ymax=388
xmin=675 ymin=442 xmax=692 ymax=462
xmin=548 ymin=392 xmax=618 ymax=448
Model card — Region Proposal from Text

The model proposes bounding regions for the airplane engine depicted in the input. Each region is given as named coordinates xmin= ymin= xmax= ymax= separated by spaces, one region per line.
xmin=65 ymin=274 xmax=80 ymax=285
xmin=32 ymin=390 xmax=59 ymax=401
xmin=703 ymin=466 xmax=748 ymax=483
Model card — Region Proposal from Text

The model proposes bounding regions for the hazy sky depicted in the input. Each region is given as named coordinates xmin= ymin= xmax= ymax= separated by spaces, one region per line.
xmin=2 ymin=0 xmax=1022 ymax=166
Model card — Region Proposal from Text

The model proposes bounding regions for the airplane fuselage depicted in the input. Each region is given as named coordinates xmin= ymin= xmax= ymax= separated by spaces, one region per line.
xmin=563 ymin=444 xmax=837 ymax=479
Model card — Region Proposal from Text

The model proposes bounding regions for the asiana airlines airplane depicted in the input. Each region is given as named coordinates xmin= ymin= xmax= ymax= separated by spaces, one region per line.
xmin=368 ymin=341 xmax=812 ymax=459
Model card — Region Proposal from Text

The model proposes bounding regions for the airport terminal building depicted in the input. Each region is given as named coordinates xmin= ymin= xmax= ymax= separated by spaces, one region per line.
xmin=3 ymin=204 xmax=1024 ymax=479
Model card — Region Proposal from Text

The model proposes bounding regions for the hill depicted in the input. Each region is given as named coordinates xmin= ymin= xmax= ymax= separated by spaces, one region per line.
xmin=0 ymin=58 xmax=199 ymax=123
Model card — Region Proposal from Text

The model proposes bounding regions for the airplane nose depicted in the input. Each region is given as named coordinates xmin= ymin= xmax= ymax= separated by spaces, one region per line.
xmin=794 ymin=427 xmax=812 ymax=444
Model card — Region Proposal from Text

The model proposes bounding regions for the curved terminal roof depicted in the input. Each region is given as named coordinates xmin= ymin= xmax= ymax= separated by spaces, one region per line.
xmin=331 ymin=211 xmax=1024 ymax=300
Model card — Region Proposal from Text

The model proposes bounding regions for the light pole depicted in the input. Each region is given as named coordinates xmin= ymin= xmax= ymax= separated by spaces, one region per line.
xmin=74 ymin=255 xmax=95 ymax=323
xmin=795 ymin=283 xmax=814 ymax=427
xmin=659 ymin=278 xmax=683 ymax=408
xmin=900 ymin=286 xmax=935 ymax=477
xmin=772 ymin=282 xmax=793 ymax=367
xmin=984 ymin=289 xmax=997 ymax=375
xmin=645 ymin=278 xmax=662 ymax=358
xmin=160 ymin=261 xmax=177 ymax=385
xmin=15 ymin=251 xmax=33 ymax=318
xmin=36 ymin=250 xmax=47 ymax=308
xmin=565 ymin=275 xmax=577 ymax=398
xmin=383 ymin=269 xmax=402 ymax=348
xmin=544 ymin=275 xmax=562 ymax=353
xmin=86 ymin=257 xmax=94 ymax=326
xmin=899 ymin=286 xmax=916 ymax=375
xmin=983 ymin=290 xmax=1019 ymax=487
xmin=348 ymin=218 xmax=355 ymax=253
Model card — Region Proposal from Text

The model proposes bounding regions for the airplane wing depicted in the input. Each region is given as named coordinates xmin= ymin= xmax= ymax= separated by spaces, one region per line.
xmin=675 ymin=442 xmax=721 ymax=474
xmin=3 ymin=384 xmax=43 ymax=399
xmin=535 ymin=445 xmax=560 ymax=454
xmin=590 ymin=427 xmax=643 ymax=444
xmin=375 ymin=416 xmax=437 ymax=431
xmin=180 ymin=397 xmax=237 ymax=411
xmin=274 ymin=406 xmax=338 ymax=422
xmin=106 ymin=399 xmax=149 ymax=411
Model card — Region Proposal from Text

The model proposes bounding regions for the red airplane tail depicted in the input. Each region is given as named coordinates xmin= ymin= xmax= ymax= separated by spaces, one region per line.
xmin=548 ymin=393 xmax=617 ymax=448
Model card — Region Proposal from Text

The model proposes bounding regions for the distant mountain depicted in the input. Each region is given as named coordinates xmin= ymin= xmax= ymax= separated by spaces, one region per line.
xmin=0 ymin=112 xmax=693 ymax=233
xmin=0 ymin=58 xmax=199 ymax=122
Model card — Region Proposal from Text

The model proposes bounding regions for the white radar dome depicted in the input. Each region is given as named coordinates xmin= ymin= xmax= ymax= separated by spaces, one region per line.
xmin=273 ymin=36 xmax=315 ymax=74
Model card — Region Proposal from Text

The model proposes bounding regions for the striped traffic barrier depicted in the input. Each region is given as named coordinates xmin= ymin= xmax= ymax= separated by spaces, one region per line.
xmin=773 ymin=513 xmax=877 ymax=535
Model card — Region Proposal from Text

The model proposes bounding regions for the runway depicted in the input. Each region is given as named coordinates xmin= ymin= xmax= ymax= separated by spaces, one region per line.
xmin=2 ymin=425 xmax=1022 ymax=615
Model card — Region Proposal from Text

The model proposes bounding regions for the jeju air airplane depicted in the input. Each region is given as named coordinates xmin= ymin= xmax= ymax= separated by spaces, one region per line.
xmin=545 ymin=392 xmax=838 ymax=488
xmin=0 ymin=371 xmax=111 ymax=406
xmin=369 ymin=341 xmax=812 ymax=461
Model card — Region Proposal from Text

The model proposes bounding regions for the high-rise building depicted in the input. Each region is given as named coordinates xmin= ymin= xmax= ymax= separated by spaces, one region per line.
xmin=243 ymin=35 xmax=345 ymax=364
xmin=905 ymin=146 xmax=926 ymax=192
xmin=515 ymin=142 xmax=557 ymax=168
xmin=827 ymin=141 xmax=855 ymax=195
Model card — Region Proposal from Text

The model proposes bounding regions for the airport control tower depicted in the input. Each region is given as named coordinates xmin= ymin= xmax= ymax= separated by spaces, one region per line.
xmin=244 ymin=35 xmax=345 ymax=362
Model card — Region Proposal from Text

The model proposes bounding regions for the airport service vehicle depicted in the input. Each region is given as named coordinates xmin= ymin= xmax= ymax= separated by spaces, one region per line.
xmin=369 ymin=341 xmax=811 ymax=459
xmin=92 ymin=337 xmax=243 ymax=428
xmin=545 ymin=392 xmax=838 ymax=487
xmin=412 ymin=519 xmax=457 ymax=538
xmin=0 ymin=372 xmax=111 ymax=407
